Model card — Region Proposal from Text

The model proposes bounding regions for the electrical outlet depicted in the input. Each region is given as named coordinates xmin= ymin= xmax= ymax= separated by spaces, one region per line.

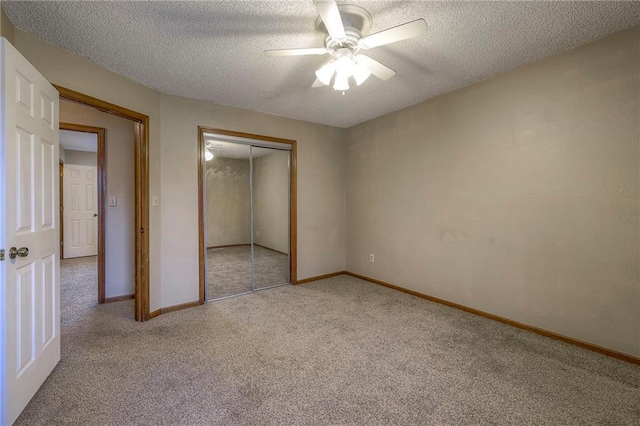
xmin=256 ymin=231 xmax=261 ymax=237
xmin=369 ymin=253 xmax=375 ymax=263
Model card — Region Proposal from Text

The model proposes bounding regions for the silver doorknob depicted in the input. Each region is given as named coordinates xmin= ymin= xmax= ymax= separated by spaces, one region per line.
xmin=9 ymin=247 xmax=29 ymax=259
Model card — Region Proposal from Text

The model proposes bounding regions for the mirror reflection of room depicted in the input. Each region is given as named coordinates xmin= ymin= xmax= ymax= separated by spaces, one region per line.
xmin=204 ymin=140 xmax=290 ymax=301
xmin=252 ymin=147 xmax=290 ymax=290
xmin=205 ymin=142 xmax=253 ymax=300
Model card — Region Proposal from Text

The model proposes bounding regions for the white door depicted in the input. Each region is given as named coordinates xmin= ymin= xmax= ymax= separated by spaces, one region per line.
xmin=0 ymin=38 xmax=60 ymax=425
xmin=63 ymin=164 xmax=98 ymax=258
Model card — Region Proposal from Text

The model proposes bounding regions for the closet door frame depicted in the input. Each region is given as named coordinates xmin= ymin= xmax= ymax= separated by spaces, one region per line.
xmin=197 ymin=126 xmax=297 ymax=304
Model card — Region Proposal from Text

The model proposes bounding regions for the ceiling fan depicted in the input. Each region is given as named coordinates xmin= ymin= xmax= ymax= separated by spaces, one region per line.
xmin=264 ymin=0 xmax=427 ymax=91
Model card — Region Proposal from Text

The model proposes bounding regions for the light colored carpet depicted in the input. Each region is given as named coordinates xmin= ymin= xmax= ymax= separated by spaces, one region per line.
xmin=15 ymin=258 xmax=640 ymax=425
xmin=253 ymin=246 xmax=288 ymax=290
xmin=59 ymin=256 xmax=100 ymax=324
xmin=206 ymin=245 xmax=288 ymax=300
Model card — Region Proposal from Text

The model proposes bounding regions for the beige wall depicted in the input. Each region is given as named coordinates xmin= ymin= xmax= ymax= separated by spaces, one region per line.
xmin=14 ymin=29 xmax=165 ymax=310
xmin=205 ymin=157 xmax=251 ymax=247
xmin=64 ymin=149 xmax=96 ymax=167
xmin=14 ymin=16 xmax=635 ymax=358
xmin=14 ymin=29 xmax=346 ymax=309
xmin=253 ymin=150 xmax=289 ymax=254
xmin=1 ymin=6 xmax=15 ymax=45
xmin=346 ymin=27 xmax=640 ymax=357
xmin=160 ymin=94 xmax=345 ymax=305
xmin=60 ymin=99 xmax=136 ymax=299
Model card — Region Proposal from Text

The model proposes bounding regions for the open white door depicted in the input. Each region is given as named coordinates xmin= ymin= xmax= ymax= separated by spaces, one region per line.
xmin=0 ymin=38 xmax=60 ymax=425
xmin=63 ymin=164 xmax=98 ymax=258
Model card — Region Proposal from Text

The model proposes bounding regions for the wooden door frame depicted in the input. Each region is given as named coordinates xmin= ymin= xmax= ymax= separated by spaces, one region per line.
xmin=59 ymin=123 xmax=106 ymax=303
xmin=197 ymin=126 xmax=298 ymax=303
xmin=59 ymin=160 xmax=64 ymax=260
xmin=55 ymin=85 xmax=150 ymax=321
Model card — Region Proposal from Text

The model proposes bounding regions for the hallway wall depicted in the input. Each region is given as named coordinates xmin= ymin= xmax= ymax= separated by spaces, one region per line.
xmin=60 ymin=100 xmax=136 ymax=299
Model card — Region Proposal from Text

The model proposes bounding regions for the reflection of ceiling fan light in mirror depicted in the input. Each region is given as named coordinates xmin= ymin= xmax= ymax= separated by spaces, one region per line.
xmin=264 ymin=0 xmax=427 ymax=91
xmin=204 ymin=139 xmax=218 ymax=161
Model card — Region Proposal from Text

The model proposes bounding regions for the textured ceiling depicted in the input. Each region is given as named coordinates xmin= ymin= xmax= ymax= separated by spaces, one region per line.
xmin=60 ymin=130 xmax=97 ymax=152
xmin=5 ymin=1 xmax=640 ymax=128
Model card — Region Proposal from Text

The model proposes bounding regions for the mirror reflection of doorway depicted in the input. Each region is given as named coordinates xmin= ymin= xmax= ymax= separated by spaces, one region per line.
xmin=203 ymin=134 xmax=292 ymax=301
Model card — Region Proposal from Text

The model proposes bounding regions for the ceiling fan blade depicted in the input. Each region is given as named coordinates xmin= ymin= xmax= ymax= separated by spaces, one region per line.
xmin=359 ymin=19 xmax=427 ymax=49
xmin=312 ymin=79 xmax=325 ymax=88
xmin=314 ymin=0 xmax=346 ymax=40
xmin=264 ymin=47 xmax=328 ymax=57
xmin=356 ymin=55 xmax=396 ymax=81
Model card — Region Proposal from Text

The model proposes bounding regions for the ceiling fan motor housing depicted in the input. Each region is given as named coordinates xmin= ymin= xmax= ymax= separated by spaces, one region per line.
xmin=315 ymin=4 xmax=373 ymax=53
xmin=325 ymin=28 xmax=362 ymax=54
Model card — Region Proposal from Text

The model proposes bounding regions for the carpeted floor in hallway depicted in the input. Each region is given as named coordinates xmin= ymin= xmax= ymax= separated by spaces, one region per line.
xmin=15 ymin=257 xmax=640 ymax=425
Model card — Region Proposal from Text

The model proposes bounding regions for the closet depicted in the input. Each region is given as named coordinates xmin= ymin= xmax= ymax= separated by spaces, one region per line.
xmin=200 ymin=130 xmax=293 ymax=300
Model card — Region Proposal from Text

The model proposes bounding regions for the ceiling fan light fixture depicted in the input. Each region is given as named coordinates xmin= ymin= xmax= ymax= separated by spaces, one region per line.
xmin=205 ymin=149 xmax=214 ymax=161
xmin=353 ymin=63 xmax=371 ymax=86
xmin=334 ymin=54 xmax=356 ymax=78
xmin=266 ymin=1 xmax=427 ymax=92
xmin=333 ymin=73 xmax=350 ymax=91
xmin=315 ymin=60 xmax=336 ymax=85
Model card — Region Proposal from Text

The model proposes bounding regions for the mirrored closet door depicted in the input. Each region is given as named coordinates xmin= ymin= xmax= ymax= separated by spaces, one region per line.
xmin=202 ymin=133 xmax=291 ymax=301
xmin=204 ymin=142 xmax=253 ymax=299
xmin=252 ymin=147 xmax=290 ymax=290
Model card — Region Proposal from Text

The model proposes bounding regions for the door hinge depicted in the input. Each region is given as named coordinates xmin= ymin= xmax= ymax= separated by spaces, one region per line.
xmin=0 ymin=249 xmax=4 ymax=261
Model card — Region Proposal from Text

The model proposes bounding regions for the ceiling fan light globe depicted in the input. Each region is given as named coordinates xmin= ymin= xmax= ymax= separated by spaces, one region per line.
xmin=333 ymin=73 xmax=350 ymax=91
xmin=316 ymin=61 xmax=336 ymax=85
xmin=205 ymin=149 xmax=214 ymax=161
xmin=353 ymin=64 xmax=371 ymax=86
xmin=335 ymin=55 xmax=356 ymax=77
